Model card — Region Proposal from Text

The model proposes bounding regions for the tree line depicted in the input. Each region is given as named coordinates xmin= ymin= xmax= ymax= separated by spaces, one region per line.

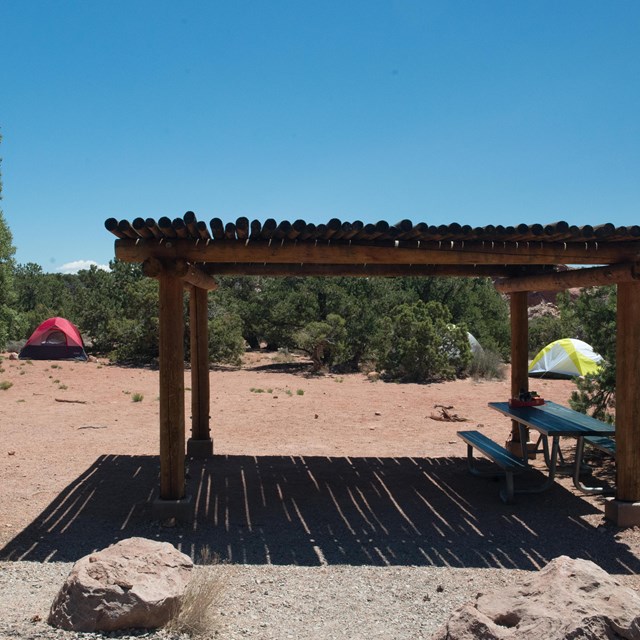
xmin=0 ymin=135 xmax=615 ymax=406
xmin=0 ymin=236 xmax=513 ymax=382
xmin=0 ymin=201 xmax=617 ymax=411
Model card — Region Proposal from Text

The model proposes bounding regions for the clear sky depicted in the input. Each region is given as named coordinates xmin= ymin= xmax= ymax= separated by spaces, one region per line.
xmin=1 ymin=1 xmax=639 ymax=273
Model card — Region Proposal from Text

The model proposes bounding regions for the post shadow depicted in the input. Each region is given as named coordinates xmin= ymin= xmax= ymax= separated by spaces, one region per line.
xmin=2 ymin=454 xmax=638 ymax=574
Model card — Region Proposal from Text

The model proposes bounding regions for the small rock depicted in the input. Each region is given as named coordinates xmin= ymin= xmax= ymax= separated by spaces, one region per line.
xmin=374 ymin=411 xmax=382 ymax=416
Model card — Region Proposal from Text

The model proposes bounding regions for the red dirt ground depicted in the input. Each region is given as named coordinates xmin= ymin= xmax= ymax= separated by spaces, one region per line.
xmin=1 ymin=351 xmax=638 ymax=571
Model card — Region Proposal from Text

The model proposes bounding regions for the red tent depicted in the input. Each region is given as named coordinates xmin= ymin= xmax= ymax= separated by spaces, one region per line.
xmin=19 ymin=317 xmax=88 ymax=361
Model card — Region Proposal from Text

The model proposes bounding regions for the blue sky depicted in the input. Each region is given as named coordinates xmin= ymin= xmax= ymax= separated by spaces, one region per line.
xmin=1 ymin=1 xmax=639 ymax=272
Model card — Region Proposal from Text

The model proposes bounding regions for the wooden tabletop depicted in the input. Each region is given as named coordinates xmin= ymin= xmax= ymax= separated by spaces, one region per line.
xmin=489 ymin=401 xmax=615 ymax=438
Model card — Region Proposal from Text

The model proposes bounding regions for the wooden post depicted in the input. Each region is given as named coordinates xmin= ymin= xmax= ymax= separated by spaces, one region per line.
xmin=509 ymin=291 xmax=530 ymax=452
xmin=615 ymin=282 xmax=640 ymax=501
xmin=158 ymin=270 xmax=186 ymax=500
xmin=187 ymin=285 xmax=213 ymax=458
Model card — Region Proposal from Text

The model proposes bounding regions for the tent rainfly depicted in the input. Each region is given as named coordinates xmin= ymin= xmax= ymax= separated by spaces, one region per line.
xmin=19 ymin=317 xmax=88 ymax=361
xmin=467 ymin=332 xmax=484 ymax=355
xmin=528 ymin=338 xmax=603 ymax=378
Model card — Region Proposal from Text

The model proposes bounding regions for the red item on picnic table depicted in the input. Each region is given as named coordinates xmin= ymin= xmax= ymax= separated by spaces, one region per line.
xmin=508 ymin=397 xmax=545 ymax=408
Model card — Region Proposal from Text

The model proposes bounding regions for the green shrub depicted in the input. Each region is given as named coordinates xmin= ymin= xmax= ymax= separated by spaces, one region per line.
xmin=132 ymin=393 xmax=144 ymax=402
xmin=529 ymin=314 xmax=564 ymax=356
xmin=570 ymin=366 xmax=616 ymax=423
xmin=375 ymin=301 xmax=471 ymax=383
xmin=567 ymin=287 xmax=616 ymax=421
xmin=208 ymin=313 xmax=245 ymax=366
xmin=294 ymin=313 xmax=346 ymax=371
xmin=0 ymin=381 xmax=12 ymax=390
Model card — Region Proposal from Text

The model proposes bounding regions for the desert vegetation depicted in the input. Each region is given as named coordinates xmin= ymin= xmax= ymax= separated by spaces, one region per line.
xmin=1 ymin=206 xmax=510 ymax=383
xmin=0 ymin=136 xmax=616 ymax=408
xmin=165 ymin=548 xmax=225 ymax=638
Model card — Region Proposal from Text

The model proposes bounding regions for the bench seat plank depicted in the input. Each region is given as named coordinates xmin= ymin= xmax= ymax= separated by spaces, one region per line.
xmin=584 ymin=435 xmax=616 ymax=457
xmin=457 ymin=430 xmax=526 ymax=470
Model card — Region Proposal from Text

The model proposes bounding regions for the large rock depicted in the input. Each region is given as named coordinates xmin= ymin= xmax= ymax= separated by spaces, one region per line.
xmin=48 ymin=537 xmax=193 ymax=632
xmin=432 ymin=556 xmax=640 ymax=639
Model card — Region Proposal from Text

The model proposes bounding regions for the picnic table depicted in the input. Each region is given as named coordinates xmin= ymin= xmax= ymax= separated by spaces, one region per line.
xmin=488 ymin=400 xmax=615 ymax=495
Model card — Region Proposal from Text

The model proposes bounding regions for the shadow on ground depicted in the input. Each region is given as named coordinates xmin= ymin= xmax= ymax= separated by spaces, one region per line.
xmin=2 ymin=454 xmax=637 ymax=573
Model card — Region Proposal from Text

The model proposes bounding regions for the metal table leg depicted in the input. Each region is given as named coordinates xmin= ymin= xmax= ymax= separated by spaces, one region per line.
xmin=572 ymin=437 xmax=614 ymax=494
xmin=514 ymin=436 xmax=560 ymax=494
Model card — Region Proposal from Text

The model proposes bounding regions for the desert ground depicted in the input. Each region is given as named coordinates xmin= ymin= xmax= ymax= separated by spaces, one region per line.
xmin=0 ymin=352 xmax=638 ymax=639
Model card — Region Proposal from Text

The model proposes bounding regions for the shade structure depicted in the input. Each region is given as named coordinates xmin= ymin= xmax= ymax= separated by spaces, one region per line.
xmin=528 ymin=338 xmax=603 ymax=378
xmin=19 ymin=317 xmax=88 ymax=361
xmin=104 ymin=213 xmax=640 ymax=522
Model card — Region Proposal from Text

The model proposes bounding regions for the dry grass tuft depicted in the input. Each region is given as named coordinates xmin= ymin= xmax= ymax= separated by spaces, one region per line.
xmin=468 ymin=349 xmax=506 ymax=381
xmin=165 ymin=548 xmax=226 ymax=638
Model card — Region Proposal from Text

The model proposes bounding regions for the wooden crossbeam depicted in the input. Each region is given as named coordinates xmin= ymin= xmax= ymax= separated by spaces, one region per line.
xmin=117 ymin=238 xmax=640 ymax=266
xmin=142 ymin=257 xmax=218 ymax=290
xmin=203 ymin=263 xmax=529 ymax=278
xmin=495 ymin=263 xmax=640 ymax=293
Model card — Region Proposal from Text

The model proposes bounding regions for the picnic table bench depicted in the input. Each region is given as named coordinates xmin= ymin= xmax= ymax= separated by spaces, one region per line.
xmin=457 ymin=401 xmax=615 ymax=503
xmin=457 ymin=429 xmax=527 ymax=503
xmin=584 ymin=435 xmax=616 ymax=457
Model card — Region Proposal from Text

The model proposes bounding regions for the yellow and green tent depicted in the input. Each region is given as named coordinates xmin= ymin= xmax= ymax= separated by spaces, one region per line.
xmin=529 ymin=338 xmax=603 ymax=378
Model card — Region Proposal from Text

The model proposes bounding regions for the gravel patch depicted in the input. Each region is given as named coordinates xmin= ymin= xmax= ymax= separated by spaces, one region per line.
xmin=0 ymin=561 xmax=529 ymax=639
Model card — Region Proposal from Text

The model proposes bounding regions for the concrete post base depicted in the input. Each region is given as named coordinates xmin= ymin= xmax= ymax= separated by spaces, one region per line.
xmin=187 ymin=437 xmax=213 ymax=458
xmin=152 ymin=495 xmax=193 ymax=522
xmin=604 ymin=498 xmax=640 ymax=527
